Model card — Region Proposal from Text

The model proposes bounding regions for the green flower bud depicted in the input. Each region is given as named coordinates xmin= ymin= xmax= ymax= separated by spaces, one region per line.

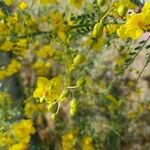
xmin=59 ymin=89 xmax=69 ymax=101
xmin=91 ymin=22 xmax=103 ymax=39
xmin=117 ymin=5 xmax=127 ymax=17
xmin=77 ymin=77 xmax=86 ymax=88
xmin=70 ymin=98 xmax=78 ymax=116
xmin=51 ymin=113 xmax=57 ymax=120
xmin=73 ymin=53 xmax=86 ymax=66
xmin=97 ymin=0 xmax=106 ymax=6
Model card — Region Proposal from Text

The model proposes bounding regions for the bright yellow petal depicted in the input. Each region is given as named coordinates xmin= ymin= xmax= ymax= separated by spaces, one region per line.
xmin=37 ymin=77 xmax=50 ymax=88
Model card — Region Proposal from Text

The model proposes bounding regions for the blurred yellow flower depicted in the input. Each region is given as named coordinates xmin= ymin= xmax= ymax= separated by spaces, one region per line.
xmin=18 ymin=2 xmax=28 ymax=10
xmin=1 ymin=40 xmax=13 ymax=51
xmin=9 ymin=143 xmax=28 ymax=150
xmin=0 ymin=132 xmax=13 ymax=147
xmin=51 ymin=11 xmax=67 ymax=42
xmin=12 ymin=120 xmax=35 ymax=143
xmin=82 ymin=136 xmax=94 ymax=150
xmin=0 ymin=22 xmax=9 ymax=36
xmin=7 ymin=59 xmax=21 ymax=76
xmin=62 ymin=130 xmax=77 ymax=150
xmin=4 ymin=0 xmax=14 ymax=6
xmin=32 ymin=59 xmax=53 ymax=75
xmin=37 ymin=45 xmax=53 ymax=58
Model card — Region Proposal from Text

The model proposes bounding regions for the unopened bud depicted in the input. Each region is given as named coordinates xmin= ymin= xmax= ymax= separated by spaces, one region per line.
xmin=117 ymin=5 xmax=127 ymax=17
xmin=77 ymin=77 xmax=86 ymax=88
xmin=97 ymin=0 xmax=106 ymax=6
xmin=70 ymin=98 xmax=78 ymax=116
xmin=59 ymin=90 xmax=69 ymax=101
xmin=91 ymin=22 xmax=103 ymax=39
xmin=73 ymin=53 xmax=86 ymax=66
xmin=51 ymin=113 xmax=57 ymax=120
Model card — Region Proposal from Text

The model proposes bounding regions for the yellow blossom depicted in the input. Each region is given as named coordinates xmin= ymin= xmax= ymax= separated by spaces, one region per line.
xmin=0 ymin=22 xmax=9 ymax=36
xmin=12 ymin=120 xmax=35 ymax=143
xmin=18 ymin=2 xmax=28 ymax=10
xmin=36 ymin=45 xmax=53 ymax=58
xmin=9 ymin=143 xmax=28 ymax=150
xmin=62 ymin=130 xmax=77 ymax=150
xmin=1 ymin=40 xmax=13 ymax=51
xmin=117 ymin=2 xmax=150 ymax=40
xmin=7 ymin=59 xmax=21 ymax=76
xmin=32 ymin=59 xmax=53 ymax=75
xmin=82 ymin=136 xmax=94 ymax=150
xmin=33 ymin=76 xmax=64 ymax=103
xmin=0 ymin=132 xmax=13 ymax=147
xmin=4 ymin=0 xmax=14 ymax=6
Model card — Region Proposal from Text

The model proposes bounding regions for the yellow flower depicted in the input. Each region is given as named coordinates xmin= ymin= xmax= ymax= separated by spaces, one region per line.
xmin=0 ymin=22 xmax=9 ymax=36
xmin=36 ymin=45 xmax=53 ymax=58
xmin=50 ymin=11 xmax=67 ymax=42
xmin=12 ymin=120 xmax=35 ymax=143
xmin=0 ymin=132 xmax=13 ymax=147
xmin=62 ymin=130 xmax=77 ymax=150
xmin=117 ymin=2 xmax=150 ymax=40
xmin=9 ymin=143 xmax=28 ymax=150
xmin=69 ymin=0 xmax=84 ymax=9
xmin=18 ymin=2 xmax=28 ymax=10
xmin=82 ymin=136 xmax=94 ymax=150
xmin=4 ymin=0 xmax=14 ymax=6
xmin=33 ymin=76 xmax=64 ymax=103
xmin=1 ymin=40 xmax=13 ymax=51
xmin=7 ymin=59 xmax=21 ymax=76
xmin=32 ymin=59 xmax=52 ymax=75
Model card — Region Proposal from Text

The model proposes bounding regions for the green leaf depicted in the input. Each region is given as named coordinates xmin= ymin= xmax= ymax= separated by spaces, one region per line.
xmin=134 ymin=46 xmax=141 ymax=51
xmin=145 ymin=44 xmax=150 ymax=49
xmin=139 ymin=40 xmax=145 ymax=45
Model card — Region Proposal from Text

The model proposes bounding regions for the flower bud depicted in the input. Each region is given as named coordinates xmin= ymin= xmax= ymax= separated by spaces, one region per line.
xmin=59 ymin=89 xmax=69 ymax=101
xmin=77 ymin=77 xmax=86 ymax=88
xmin=91 ymin=22 xmax=103 ymax=39
xmin=70 ymin=98 xmax=78 ymax=116
xmin=51 ymin=113 xmax=57 ymax=120
xmin=97 ymin=0 xmax=106 ymax=6
xmin=73 ymin=53 xmax=86 ymax=66
xmin=117 ymin=5 xmax=127 ymax=17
